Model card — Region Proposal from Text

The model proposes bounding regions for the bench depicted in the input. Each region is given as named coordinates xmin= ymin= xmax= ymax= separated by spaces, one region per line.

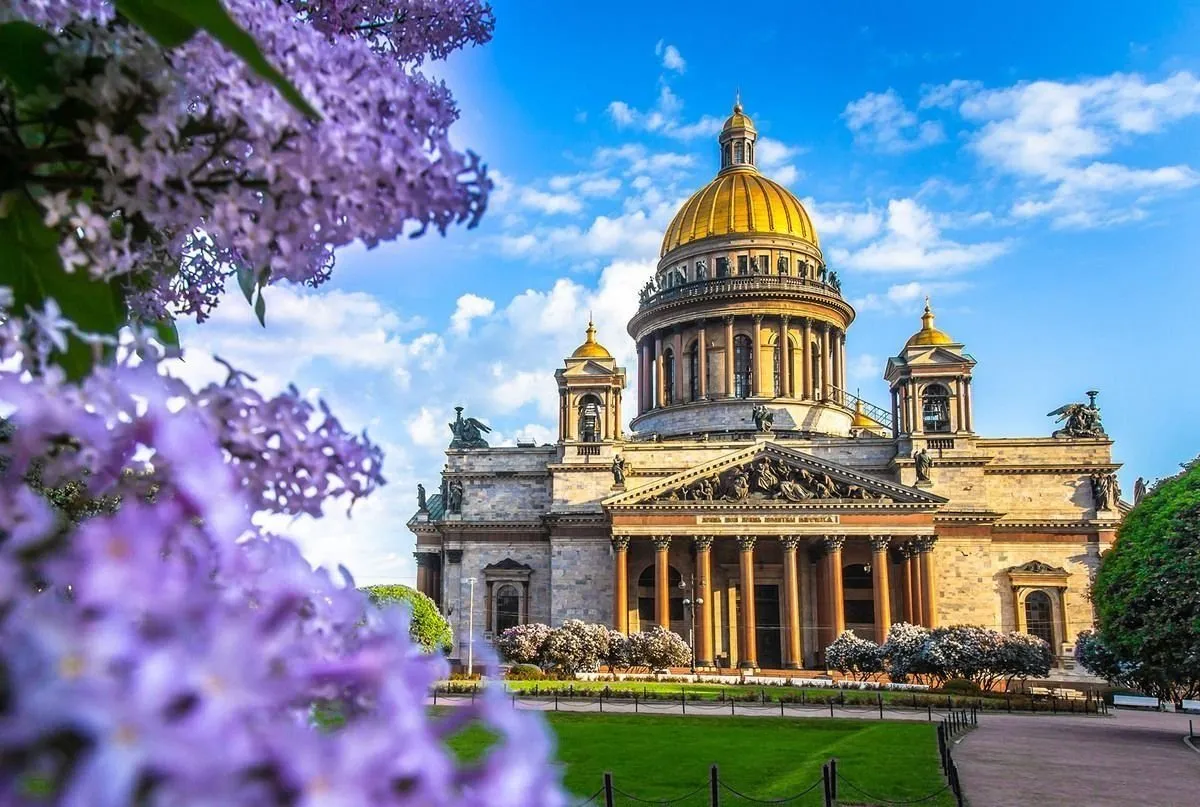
xmin=1113 ymin=694 xmax=1160 ymax=709
xmin=1181 ymin=699 xmax=1200 ymax=713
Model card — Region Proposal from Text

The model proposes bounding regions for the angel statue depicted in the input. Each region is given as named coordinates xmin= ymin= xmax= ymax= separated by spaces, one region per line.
xmin=751 ymin=404 xmax=774 ymax=433
xmin=1048 ymin=391 xmax=1106 ymax=439
xmin=1133 ymin=476 xmax=1147 ymax=505
xmin=448 ymin=406 xmax=492 ymax=449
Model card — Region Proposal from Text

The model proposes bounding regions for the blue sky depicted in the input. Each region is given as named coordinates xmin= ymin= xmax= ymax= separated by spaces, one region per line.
xmin=181 ymin=0 xmax=1200 ymax=584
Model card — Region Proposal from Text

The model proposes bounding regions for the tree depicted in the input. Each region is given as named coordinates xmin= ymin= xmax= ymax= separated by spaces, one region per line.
xmin=0 ymin=2 xmax=564 ymax=804
xmin=360 ymin=584 xmax=452 ymax=653
xmin=824 ymin=631 xmax=882 ymax=680
xmin=1086 ymin=456 xmax=1200 ymax=704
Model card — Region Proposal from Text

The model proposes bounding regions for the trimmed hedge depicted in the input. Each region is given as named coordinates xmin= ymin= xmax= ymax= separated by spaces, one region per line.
xmin=360 ymin=584 xmax=452 ymax=653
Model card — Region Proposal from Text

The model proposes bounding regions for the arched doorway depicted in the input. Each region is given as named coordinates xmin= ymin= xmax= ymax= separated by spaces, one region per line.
xmin=1024 ymin=590 xmax=1055 ymax=647
xmin=843 ymin=563 xmax=874 ymax=639
xmin=494 ymin=584 xmax=521 ymax=634
xmin=636 ymin=564 xmax=683 ymax=631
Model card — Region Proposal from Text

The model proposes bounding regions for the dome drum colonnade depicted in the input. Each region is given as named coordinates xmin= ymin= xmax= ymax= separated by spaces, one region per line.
xmin=610 ymin=532 xmax=940 ymax=670
xmin=628 ymin=102 xmax=856 ymax=439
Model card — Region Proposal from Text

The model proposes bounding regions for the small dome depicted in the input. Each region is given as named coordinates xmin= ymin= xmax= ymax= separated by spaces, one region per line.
xmin=851 ymin=400 xmax=881 ymax=430
xmin=571 ymin=319 xmax=612 ymax=359
xmin=905 ymin=299 xmax=954 ymax=348
xmin=722 ymin=101 xmax=755 ymax=132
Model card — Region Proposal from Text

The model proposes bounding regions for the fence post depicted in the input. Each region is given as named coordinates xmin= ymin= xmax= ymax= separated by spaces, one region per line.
xmin=829 ymin=758 xmax=838 ymax=800
xmin=682 ymin=692 xmax=686 ymax=715
xmin=710 ymin=764 xmax=719 ymax=807
xmin=1006 ymin=694 xmax=1011 ymax=713
xmin=599 ymin=693 xmax=603 ymax=713
xmin=1052 ymin=695 xmax=1057 ymax=714
xmin=471 ymin=689 xmax=475 ymax=704
xmin=927 ymin=703 xmax=932 ymax=722
xmin=555 ymin=693 xmax=559 ymax=711
xmin=822 ymin=763 xmax=833 ymax=807
xmin=603 ymin=772 xmax=614 ymax=807
xmin=780 ymin=699 xmax=785 ymax=718
xmin=634 ymin=695 xmax=638 ymax=714
xmin=731 ymin=697 xmax=735 ymax=716
xmin=830 ymin=699 xmax=835 ymax=718
xmin=879 ymin=692 xmax=884 ymax=720
xmin=432 ymin=689 xmax=437 ymax=705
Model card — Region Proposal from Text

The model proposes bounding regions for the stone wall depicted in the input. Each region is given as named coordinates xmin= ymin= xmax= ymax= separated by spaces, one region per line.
xmin=550 ymin=538 xmax=614 ymax=624
xmin=444 ymin=542 xmax=552 ymax=661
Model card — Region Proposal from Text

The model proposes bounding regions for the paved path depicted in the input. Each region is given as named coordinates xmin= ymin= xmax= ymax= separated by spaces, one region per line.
xmin=955 ymin=708 xmax=1199 ymax=807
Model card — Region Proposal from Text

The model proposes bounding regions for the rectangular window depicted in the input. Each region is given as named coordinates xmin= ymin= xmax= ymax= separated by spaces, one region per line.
xmin=738 ymin=255 xmax=748 ymax=275
xmin=778 ymin=256 xmax=789 ymax=275
xmin=638 ymin=597 xmax=654 ymax=625
xmin=716 ymin=257 xmax=729 ymax=277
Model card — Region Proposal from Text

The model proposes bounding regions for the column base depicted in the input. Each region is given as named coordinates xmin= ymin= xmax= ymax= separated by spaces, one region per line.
xmin=785 ymin=663 xmax=803 ymax=670
xmin=695 ymin=659 xmax=715 ymax=669
xmin=738 ymin=661 xmax=759 ymax=671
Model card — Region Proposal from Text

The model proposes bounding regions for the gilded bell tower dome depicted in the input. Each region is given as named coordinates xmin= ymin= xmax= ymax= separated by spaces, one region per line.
xmin=628 ymin=99 xmax=866 ymax=440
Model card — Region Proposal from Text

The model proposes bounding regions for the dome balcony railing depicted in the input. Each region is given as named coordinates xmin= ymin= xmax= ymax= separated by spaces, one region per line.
xmin=638 ymin=273 xmax=842 ymax=311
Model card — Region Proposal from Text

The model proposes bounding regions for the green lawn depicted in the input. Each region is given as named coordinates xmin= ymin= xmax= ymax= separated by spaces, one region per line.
xmin=448 ymin=712 xmax=955 ymax=805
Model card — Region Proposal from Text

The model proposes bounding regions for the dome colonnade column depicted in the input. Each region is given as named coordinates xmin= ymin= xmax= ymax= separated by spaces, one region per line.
xmin=632 ymin=316 xmax=851 ymax=415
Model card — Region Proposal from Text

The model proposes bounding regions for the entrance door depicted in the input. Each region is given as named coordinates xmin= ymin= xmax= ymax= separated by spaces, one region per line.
xmin=755 ymin=584 xmax=782 ymax=669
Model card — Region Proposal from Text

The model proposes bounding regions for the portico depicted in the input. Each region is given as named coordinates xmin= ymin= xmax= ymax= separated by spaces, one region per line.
xmin=603 ymin=441 xmax=945 ymax=670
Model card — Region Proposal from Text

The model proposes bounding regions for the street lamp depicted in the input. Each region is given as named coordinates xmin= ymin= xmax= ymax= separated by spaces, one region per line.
xmin=679 ymin=576 xmax=703 ymax=675
xmin=465 ymin=577 xmax=477 ymax=676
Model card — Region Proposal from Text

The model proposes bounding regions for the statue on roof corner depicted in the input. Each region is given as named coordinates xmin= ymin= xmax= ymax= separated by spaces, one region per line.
xmin=1048 ymin=390 xmax=1106 ymax=439
xmin=448 ymin=406 xmax=491 ymax=449
xmin=751 ymin=404 xmax=774 ymax=433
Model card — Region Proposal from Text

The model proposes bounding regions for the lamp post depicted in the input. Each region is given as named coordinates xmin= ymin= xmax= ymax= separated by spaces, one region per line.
xmin=679 ymin=576 xmax=703 ymax=675
xmin=465 ymin=576 xmax=477 ymax=675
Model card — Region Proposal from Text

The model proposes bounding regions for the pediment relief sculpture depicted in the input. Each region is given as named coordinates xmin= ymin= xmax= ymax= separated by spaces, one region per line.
xmin=1008 ymin=560 xmax=1068 ymax=576
xmin=649 ymin=456 xmax=894 ymax=504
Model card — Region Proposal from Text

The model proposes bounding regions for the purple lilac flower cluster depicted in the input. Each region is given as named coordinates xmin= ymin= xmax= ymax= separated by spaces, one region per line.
xmin=5 ymin=0 xmax=493 ymax=321
xmin=0 ymin=319 xmax=565 ymax=805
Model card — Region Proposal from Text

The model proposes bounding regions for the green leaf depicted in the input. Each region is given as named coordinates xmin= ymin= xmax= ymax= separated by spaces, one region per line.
xmin=114 ymin=0 xmax=320 ymax=120
xmin=236 ymin=263 xmax=257 ymax=304
xmin=154 ymin=317 xmax=180 ymax=348
xmin=253 ymin=289 xmax=266 ymax=327
xmin=113 ymin=0 xmax=197 ymax=48
xmin=1 ymin=194 xmax=124 ymax=380
xmin=0 ymin=21 xmax=58 ymax=94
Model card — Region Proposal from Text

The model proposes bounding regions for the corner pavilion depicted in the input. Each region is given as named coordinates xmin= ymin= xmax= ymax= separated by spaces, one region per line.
xmin=409 ymin=102 xmax=1124 ymax=671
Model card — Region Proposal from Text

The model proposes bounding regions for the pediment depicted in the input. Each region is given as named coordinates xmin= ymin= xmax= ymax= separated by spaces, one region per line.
xmin=904 ymin=346 xmax=975 ymax=366
xmin=559 ymin=359 xmax=618 ymax=377
xmin=1007 ymin=560 xmax=1068 ymax=576
xmin=603 ymin=442 xmax=947 ymax=508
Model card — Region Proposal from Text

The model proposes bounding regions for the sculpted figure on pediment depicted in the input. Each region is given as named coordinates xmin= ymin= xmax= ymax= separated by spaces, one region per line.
xmin=647 ymin=456 xmax=898 ymax=504
xmin=725 ymin=468 xmax=751 ymax=502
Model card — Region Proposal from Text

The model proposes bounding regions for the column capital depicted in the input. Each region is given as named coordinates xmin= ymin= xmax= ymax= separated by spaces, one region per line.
xmin=916 ymin=535 xmax=938 ymax=553
xmin=752 ymin=313 xmax=764 ymax=323
xmin=696 ymin=317 xmax=707 ymax=329
xmin=737 ymin=535 xmax=757 ymax=552
xmin=869 ymin=535 xmax=891 ymax=553
xmin=652 ymin=535 xmax=672 ymax=551
xmin=693 ymin=536 xmax=714 ymax=551
xmin=898 ymin=541 xmax=918 ymax=559
xmin=781 ymin=314 xmax=791 ymax=325
xmin=723 ymin=314 xmax=735 ymax=325
xmin=823 ymin=535 xmax=846 ymax=552
xmin=779 ymin=535 xmax=801 ymax=551
xmin=612 ymin=536 xmax=630 ymax=551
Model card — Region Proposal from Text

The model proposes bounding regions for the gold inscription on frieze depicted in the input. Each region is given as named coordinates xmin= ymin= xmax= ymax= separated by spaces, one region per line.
xmin=696 ymin=514 xmax=840 ymax=525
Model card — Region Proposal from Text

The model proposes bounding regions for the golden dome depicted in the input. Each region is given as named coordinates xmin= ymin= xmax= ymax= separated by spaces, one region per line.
xmin=851 ymin=400 xmax=881 ymax=430
xmin=905 ymin=299 xmax=954 ymax=348
xmin=723 ymin=100 xmax=754 ymax=132
xmin=660 ymin=170 xmax=818 ymax=257
xmin=571 ymin=319 xmax=612 ymax=359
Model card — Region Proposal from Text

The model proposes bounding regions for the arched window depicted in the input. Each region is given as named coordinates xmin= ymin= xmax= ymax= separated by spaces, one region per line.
xmin=733 ymin=335 xmax=753 ymax=399
xmin=687 ymin=341 xmax=700 ymax=401
xmin=723 ymin=143 xmax=732 ymax=168
xmin=578 ymin=396 xmax=601 ymax=442
xmin=734 ymin=141 xmax=744 ymax=164
xmin=663 ymin=348 xmax=676 ymax=405
xmin=494 ymin=584 xmax=521 ymax=634
xmin=1024 ymin=591 xmax=1055 ymax=646
xmin=922 ymin=384 xmax=951 ymax=433
xmin=636 ymin=564 xmax=684 ymax=628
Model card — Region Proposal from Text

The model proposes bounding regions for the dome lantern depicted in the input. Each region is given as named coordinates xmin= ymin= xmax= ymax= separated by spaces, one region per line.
xmin=904 ymin=298 xmax=954 ymax=348
xmin=570 ymin=317 xmax=613 ymax=359
xmin=719 ymin=94 xmax=758 ymax=171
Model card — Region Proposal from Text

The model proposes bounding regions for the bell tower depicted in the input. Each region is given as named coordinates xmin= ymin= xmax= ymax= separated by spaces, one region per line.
xmin=884 ymin=300 xmax=976 ymax=439
xmin=555 ymin=319 xmax=627 ymax=444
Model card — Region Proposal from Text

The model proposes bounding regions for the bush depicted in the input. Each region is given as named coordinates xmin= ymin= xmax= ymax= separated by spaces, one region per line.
xmin=542 ymin=620 xmax=611 ymax=674
xmin=605 ymin=629 xmax=633 ymax=671
xmin=495 ymin=623 xmax=554 ymax=665
xmin=942 ymin=678 xmax=982 ymax=695
xmin=880 ymin=622 xmax=932 ymax=683
xmin=359 ymin=584 xmax=452 ymax=653
xmin=824 ymin=631 xmax=882 ymax=680
xmin=506 ymin=663 xmax=544 ymax=681
xmin=629 ymin=627 xmax=691 ymax=671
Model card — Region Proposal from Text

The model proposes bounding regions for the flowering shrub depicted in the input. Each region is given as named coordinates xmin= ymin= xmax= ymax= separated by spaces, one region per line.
xmin=605 ymin=628 xmax=633 ymax=671
xmin=0 ymin=2 xmax=566 ymax=804
xmin=361 ymin=584 xmax=453 ymax=653
xmin=496 ymin=622 xmax=554 ymax=665
xmin=630 ymin=627 xmax=692 ymax=671
xmin=824 ymin=631 xmax=883 ymax=680
xmin=542 ymin=619 xmax=611 ymax=674
xmin=880 ymin=622 xmax=934 ymax=683
xmin=881 ymin=623 xmax=1052 ymax=687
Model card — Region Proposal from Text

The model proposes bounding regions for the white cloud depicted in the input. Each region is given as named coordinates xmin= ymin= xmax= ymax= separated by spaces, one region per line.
xmin=804 ymin=198 xmax=884 ymax=244
xmin=852 ymin=280 xmax=970 ymax=312
xmin=579 ymin=177 xmax=621 ymax=197
xmin=756 ymin=137 xmax=805 ymax=186
xmin=830 ymin=199 xmax=1010 ymax=273
xmin=518 ymin=187 xmax=583 ymax=215
xmin=919 ymin=79 xmax=983 ymax=110
xmin=941 ymin=71 xmax=1200 ymax=227
xmin=449 ymin=293 xmax=495 ymax=335
xmin=843 ymin=89 xmax=945 ymax=153
xmin=655 ymin=40 xmax=686 ymax=73
xmin=847 ymin=353 xmax=882 ymax=381
xmin=606 ymin=86 xmax=722 ymax=142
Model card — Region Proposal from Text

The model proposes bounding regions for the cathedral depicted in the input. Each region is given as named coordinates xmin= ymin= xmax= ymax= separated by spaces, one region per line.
xmin=409 ymin=102 xmax=1123 ymax=671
